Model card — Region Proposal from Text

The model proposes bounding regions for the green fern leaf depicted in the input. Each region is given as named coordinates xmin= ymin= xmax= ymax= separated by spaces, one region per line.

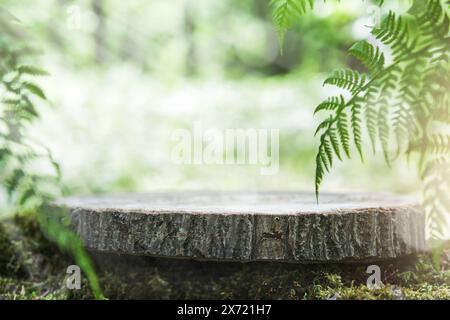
xmin=392 ymin=102 xmax=414 ymax=157
xmin=17 ymin=65 xmax=49 ymax=76
xmin=377 ymin=102 xmax=391 ymax=165
xmin=337 ymin=110 xmax=351 ymax=158
xmin=314 ymin=115 xmax=333 ymax=136
xmin=22 ymin=81 xmax=46 ymax=100
xmin=350 ymin=101 xmax=363 ymax=161
xmin=364 ymin=87 xmax=379 ymax=153
xmin=349 ymin=40 xmax=385 ymax=74
xmin=315 ymin=143 xmax=327 ymax=201
xmin=328 ymin=128 xmax=342 ymax=161
xmin=5 ymin=169 xmax=25 ymax=196
xmin=324 ymin=69 xmax=366 ymax=94
xmin=314 ymin=95 xmax=345 ymax=114
xmin=323 ymin=135 xmax=334 ymax=168
xmin=372 ymin=12 xmax=412 ymax=59
xmin=270 ymin=0 xmax=314 ymax=47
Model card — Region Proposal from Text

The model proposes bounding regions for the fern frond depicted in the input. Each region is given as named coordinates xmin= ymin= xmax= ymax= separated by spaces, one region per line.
xmin=364 ymin=87 xmax=379 ymax=153
xmin=377 ymin=102 xmax=391 ymax=165
xmin=309 ymin=1 xmax=450 ymax=241
xmin=372 ymin=11 xmax=413 ymax=59
xmin=350 ymin=100 xmax=363 ymax=161
xmin=270 ymin=0 xmax=314 ymax=46
xmin=17 ymin=65 xmax=49 ymax=76
xmin=431 ymin=105 xmax=450 ymax=124
xmin=349 ymin=40 xmax=385 ymax=74
xmin=323 ymin=135 xmax=334 ymax=168
xmin=392 ymin=102 xmax=415 ymax=157
xmin=329 ymin=127 xmax=342 ymax=161
xmin=336 ymin=109 xmax=351 ymax=158
xmin=315 ymin=145 xmax=326 ymax=200
xmin=314 ymin=115 xmax=334 ymax=136
xmin=428 ymin=134 xmax=450 ymax=155
xmin=324 ymin=69 xmax=367 ymax=94
xmin=22 ymin=81 xmax=46 ymax=100
xmin=5 ymin=168 xmax=26 ymax=196
xmin=314 ymin=95 xmax=345 ymax=114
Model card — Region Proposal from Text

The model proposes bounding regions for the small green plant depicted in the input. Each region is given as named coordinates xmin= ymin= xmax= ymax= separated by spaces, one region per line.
xmin=0 ymin=9 xmax=103 ymax=298
xmin=270 ymin=0 xmax=450 ymax=246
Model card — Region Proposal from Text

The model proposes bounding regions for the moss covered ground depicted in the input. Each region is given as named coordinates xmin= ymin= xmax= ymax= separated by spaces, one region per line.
xmin=0 ymin=215 xmax=449 ymax=300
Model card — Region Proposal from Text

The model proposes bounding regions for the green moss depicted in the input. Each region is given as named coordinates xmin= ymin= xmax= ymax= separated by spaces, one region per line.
xmin=0 ymin=276 xmax=69 ymax=300
xmin=0 ymin=214 xmax=75 ymax=299
xmin=72 ymin=252 xmax=449 ymax=300
xmin=0 ymin=223 xmax=18 ymax=275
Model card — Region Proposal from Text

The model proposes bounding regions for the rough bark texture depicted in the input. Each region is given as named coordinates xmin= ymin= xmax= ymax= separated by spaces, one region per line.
xmin=54 ymin=191 xmax=427 ymax=262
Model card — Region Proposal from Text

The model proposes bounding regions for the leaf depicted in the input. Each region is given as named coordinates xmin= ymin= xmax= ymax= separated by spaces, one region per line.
xmin=324 ymin=69 xmax=366 ymax=94
xmin=270 ymin=0 xmax=314 ymax=48
xmin=377 ymin=103 xmax=391 ymax=165
xmin=350 ymin=101 xmax=363 ymax=161
xmin=314 ymin=115 xmax=333 ymax=136
xmin=372 ymin=12 xmax=411 ymax=59
xmin=17 ymin=65 xmax=49 ymax=76
xmin=5 ymin=169 xmax=25 ymax=196
xmin=18 ymin=185 xmax=37 ymax=205
xmin=22 ymin=81 xmax=46 ymax=100
xmin=314 ymin=95 xmax=345 ymax=114
xmin=349 ymin=40 xmax=385 ymax=74
xmin=315 ymin=144 xmax=327 ymax=201
xmin=337 ymin=110 xmax=351 ymax=158
xmin=364 ymin=87 xmax=379 ymax=154
xmin=329 ymin=128 xmax=342 ymax=161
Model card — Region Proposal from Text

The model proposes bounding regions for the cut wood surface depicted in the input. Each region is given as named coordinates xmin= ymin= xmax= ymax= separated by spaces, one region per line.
xmin=54 ymin=191 xmax=427 ymax=262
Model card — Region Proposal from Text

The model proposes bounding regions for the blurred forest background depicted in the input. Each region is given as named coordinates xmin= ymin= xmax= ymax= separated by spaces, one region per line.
xmin=0 ymin=0 xmax=421 ymax=215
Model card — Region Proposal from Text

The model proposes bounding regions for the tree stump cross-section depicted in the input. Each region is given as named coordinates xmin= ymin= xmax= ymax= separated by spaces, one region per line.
xmin=54 ymin=191 xmax=427 ymax=263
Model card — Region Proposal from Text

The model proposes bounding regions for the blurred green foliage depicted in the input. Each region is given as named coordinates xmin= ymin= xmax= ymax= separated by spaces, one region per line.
xmin=0 ymin=0 xmax=423 ymax=203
